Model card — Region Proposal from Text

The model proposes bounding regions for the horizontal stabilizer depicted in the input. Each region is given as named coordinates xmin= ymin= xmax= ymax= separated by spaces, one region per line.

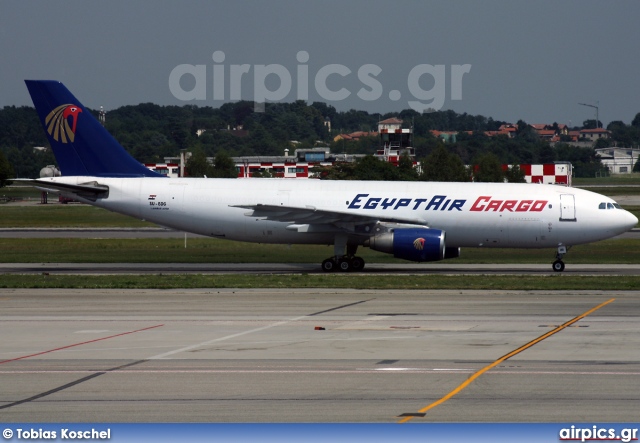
xmin=17 ymin=179 xmax=109 ymax=201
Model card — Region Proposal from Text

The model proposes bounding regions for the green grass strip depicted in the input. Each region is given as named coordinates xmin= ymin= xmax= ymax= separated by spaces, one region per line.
xmin=2 ymin=238 xmax=640 ymax=264
xmin=2 ymin=274 xmax=640 ymax=290
xmin=0 ymin=205 xmax=155 ymax=228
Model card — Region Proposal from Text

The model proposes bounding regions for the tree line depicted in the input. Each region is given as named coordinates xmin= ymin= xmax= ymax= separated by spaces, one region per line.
xmin=311 ymin=149 xmax=525 ymax=183
xmin=2 ymin=100 xmax=640 ymax=185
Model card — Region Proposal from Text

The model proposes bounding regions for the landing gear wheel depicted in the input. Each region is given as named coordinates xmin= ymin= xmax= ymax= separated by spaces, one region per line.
xmin=338 ymin=258 xmax=351 ymax=272
xmin=350 ymin=256 xmax=365 ymax=272
xmin=552 ymin=260 xmax=565 ymax=272
xmin=322 ymin=258 xmax=337 ymax=272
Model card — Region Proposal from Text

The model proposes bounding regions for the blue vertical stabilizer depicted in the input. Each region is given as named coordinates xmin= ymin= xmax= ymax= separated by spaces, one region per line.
xmin=25 ymin=80 xmax=162 ymax=177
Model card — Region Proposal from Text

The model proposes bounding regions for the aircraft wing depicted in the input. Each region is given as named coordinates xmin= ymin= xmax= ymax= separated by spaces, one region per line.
xmin=16 ymin=179 xmax=109 ymax=200
xmin=232 ymin=203 xmax=428 ymax=228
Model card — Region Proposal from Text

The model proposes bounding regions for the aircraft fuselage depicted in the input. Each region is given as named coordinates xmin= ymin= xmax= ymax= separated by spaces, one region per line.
xmin=39 ymin=176 xmax=636 ymax=249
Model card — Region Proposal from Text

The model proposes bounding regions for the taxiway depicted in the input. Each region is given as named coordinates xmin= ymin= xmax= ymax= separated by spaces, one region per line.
xmin=1 ymin=288 xmax=638 ymax=422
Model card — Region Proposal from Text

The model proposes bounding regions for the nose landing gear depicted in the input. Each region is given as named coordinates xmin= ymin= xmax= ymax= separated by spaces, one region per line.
xmin=552 ymin=245 xmax=568 ymax=272
xmin=552 ymin=259 xmax=565 ymax=272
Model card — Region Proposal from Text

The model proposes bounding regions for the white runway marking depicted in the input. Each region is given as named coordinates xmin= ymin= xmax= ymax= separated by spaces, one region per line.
xmin=148 ymin=315 xmax=309 ymax=360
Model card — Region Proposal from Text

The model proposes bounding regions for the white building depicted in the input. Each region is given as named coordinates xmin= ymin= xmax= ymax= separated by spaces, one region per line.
xmin=595 ymin=147 xmax=640 ymax=174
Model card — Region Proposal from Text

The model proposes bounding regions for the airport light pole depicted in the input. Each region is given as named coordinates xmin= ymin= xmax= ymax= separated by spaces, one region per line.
xmin=579 ymin=102 xmax=600 ymax=128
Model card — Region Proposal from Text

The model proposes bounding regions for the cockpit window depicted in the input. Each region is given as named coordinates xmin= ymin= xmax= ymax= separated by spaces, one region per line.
xmin=599 ymin=202 xmax=622 ymax=210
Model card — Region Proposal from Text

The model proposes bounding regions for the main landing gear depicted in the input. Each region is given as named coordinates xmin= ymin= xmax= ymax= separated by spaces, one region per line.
xmin=321 ymin=235 xmax=366 ymax=272
xmin=322 ymin=255 xmax=365 ymax=272
xmin=552 ymin=245 xmax=568 ymax=272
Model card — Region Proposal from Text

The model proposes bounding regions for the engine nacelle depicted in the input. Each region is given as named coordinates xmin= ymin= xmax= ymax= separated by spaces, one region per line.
xmin=366 ymin=228 xmax=447 ymax=262
xmin=444 ymin=246 xmax=460 ymax=259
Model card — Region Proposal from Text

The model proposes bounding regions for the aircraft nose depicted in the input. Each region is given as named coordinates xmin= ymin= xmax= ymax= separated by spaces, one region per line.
xmin=622 ymin=210 xmax=638 ymax=231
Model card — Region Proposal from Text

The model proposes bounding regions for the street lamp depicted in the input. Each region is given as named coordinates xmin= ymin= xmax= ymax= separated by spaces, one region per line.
xmin=578 ymin=102 xmax=599 ymax=128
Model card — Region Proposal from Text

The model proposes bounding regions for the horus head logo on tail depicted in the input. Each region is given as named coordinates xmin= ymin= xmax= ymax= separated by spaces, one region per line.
xmin=45 ymin=104 xmax=82 ymax=143
xmin=413 ymin=238 xmax=425 ymax=250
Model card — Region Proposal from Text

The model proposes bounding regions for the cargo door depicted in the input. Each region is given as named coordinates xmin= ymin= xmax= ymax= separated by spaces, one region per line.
xmin=560 ymin=194 xmax=576 ymax=222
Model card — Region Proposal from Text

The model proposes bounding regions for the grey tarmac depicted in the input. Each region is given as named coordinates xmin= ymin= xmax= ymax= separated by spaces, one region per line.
xmin=2 ymin=262 xmax=640 ymax=275
xmin=0 ymin=288 xmax=639 ymax=422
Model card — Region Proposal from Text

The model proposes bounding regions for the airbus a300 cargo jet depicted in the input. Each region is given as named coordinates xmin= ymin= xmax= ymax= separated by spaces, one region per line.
xmin=22 ymin=80 xmax=638 ymax=272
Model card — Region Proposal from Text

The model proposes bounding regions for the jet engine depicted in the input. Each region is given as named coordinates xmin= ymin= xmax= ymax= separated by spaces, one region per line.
xmin=365 ymin=228 xmax=459 ymax=262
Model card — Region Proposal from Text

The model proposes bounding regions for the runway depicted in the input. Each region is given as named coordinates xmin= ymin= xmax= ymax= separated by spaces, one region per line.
xmin=1 ymin=227 xmax=640 ymax=240
xmin=1 ymin=288 xmax=639 ymax=422
xmin=3 ymin=262 xmax=640 ymax=275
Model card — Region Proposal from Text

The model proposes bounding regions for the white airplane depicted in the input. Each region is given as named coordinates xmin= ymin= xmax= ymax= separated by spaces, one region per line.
xmin=22 ymin=80 xmax=638 ymax=272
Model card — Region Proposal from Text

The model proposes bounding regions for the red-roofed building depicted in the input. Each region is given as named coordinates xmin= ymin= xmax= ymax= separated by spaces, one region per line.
xmin=536 ymin=129 xmax=557 ymax=140
xmin=333 ymin=131 xmax=378 ymax=142
xmin=579 ymin=128 xmax=610 ymax=142
xmin=497 ymin=124 xmax=517 ymax=138
xmin=568 ymin=130 xmax=581 ymax=141
xmin=524 ymin=123 xmax=572 ymax=141
xmin=378 ymin=117 xmax=403 ymax=129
